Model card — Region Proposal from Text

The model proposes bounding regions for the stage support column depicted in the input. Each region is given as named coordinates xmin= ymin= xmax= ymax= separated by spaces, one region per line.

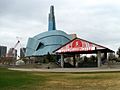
xmin=104 ymin=52 xmax=107 ymax=60
xmin=61 ymin=54 xmax=64 ymax=68
xmin=107 ymin=53 xmax=111 ymax=68
xmin=97 ymin=51 xmax=101 ymax=68
xmin=73 ymin=54 xmax=76 ymax=67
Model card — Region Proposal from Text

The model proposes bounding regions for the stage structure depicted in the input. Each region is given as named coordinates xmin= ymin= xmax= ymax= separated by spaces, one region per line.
xmin=54 ymin=38 xmax=114 ymax=68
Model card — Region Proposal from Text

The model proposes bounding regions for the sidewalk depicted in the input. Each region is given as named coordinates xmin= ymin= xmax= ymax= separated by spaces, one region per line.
xmin=8 ymin=67 xmax=120 ymax=72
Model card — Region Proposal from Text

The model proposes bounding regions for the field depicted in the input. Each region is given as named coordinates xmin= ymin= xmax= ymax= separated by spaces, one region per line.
xmin=0 ymin=68 xmax=120 ymax=90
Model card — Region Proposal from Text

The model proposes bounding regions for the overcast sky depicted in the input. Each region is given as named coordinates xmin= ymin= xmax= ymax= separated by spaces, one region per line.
xmin=0 ymin=0 xmax=120 ymax=52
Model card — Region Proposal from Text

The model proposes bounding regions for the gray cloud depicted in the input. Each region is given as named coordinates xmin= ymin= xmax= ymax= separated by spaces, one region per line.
xmin=0 ymin=0 xmax=120 ymax=52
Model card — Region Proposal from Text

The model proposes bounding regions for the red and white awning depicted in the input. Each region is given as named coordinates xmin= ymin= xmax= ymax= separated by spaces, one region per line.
xmin=55 ymin=38 xmax=114 ymax=54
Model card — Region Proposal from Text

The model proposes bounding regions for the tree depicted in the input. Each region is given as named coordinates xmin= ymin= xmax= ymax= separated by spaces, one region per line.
xmin=117 ymin=47 xmax=120 ymax=57
xmin=46 ymin=52 xmax=51 ymax=62
xmin=89 ymin=55 xmax=96 ymax=63
xmin=108 ymin=53 xmax=116 ymax=62
xmin=83 ymin=56 xmax=88 ymax=63
xmin=46 ymin=52 xmax=55 ymax=62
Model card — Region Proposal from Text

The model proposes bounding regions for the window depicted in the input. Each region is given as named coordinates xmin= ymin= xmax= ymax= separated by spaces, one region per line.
xmin=36 ymin=42 xmax=44 ymax=50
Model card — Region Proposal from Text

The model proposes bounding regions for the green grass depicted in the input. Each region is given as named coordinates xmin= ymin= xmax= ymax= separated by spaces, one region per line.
xmin=1 ymin=67 xmax=120 ymax=90
xmin=0 ymin=68 xmax=46 ymax=90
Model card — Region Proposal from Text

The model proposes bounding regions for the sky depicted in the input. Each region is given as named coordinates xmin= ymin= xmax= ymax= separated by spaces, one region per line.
xmin=0 ymin=0 xmax=120 ymax=52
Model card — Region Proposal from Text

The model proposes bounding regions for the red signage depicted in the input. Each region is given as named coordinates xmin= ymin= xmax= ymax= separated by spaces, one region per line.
xmin=56 ymin=39 xmax=105 ymax=53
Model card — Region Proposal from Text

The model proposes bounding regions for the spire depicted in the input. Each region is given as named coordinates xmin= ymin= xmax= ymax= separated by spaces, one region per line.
xmin=48 ymin=5 xmax=56 ymax=31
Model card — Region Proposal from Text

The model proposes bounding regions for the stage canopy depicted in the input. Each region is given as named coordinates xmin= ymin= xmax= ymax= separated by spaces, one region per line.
xmin=54 ymin=38 xmax=114 ymax=54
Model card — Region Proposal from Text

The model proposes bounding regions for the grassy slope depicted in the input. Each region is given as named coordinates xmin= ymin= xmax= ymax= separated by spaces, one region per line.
xmin=38 ymin=72 xmax=120 ymax=90
xmin=0 ymin=68 xmax=46 ymax=90
xmin=0 ymin=68 xmax=120 ymax=90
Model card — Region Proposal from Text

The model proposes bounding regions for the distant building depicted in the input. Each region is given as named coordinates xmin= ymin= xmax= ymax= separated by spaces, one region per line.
xmin=20 ymin=48 xmax=26 ymax=58
xmin=26 ymin=5 xmax=73 ymax=56
xmin=0 ymin=46 xmax=7 ymax=58
xmin=70 ymin=34 xmax=77 ymax=39
xmin=8 ymin=48 xmax=17 ymax=59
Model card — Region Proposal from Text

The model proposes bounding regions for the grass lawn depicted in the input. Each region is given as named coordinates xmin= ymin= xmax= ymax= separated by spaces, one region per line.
xmin=0 ymin=68 xmax=120 ymax=90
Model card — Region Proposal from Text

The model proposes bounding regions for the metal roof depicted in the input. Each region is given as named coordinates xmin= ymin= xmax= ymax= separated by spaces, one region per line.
xmin=54 ymin=38 xmax=114 ymax=54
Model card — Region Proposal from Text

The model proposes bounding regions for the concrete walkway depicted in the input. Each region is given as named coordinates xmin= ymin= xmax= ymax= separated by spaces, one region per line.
xmin=8 ymin=68 xmax=120 ymax=72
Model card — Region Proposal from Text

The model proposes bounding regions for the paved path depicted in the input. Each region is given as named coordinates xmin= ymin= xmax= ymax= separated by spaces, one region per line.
xmin=8 ymin=68 xmax=120 ymax=72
